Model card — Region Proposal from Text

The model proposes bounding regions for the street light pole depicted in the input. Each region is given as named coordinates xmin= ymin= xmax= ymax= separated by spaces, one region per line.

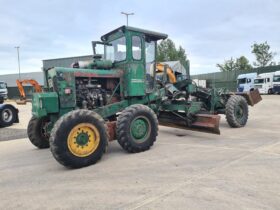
xmin=121 ymin=12 xmax=134 ymax=26
xmin=15 ymin=46 xmax=21 ymax=79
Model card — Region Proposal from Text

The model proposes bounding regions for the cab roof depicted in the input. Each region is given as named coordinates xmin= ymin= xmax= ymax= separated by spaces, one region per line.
xmin=101 ymin=25 xmax=168 ymax=42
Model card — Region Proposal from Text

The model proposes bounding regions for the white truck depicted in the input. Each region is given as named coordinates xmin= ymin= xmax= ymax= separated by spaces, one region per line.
xmin=0 ymin=81 xmax=8 ymax=99
xmin=272 ymin=71 xmax=280 ymax=94
xmin=236 ymin=73 xmax=257 ymax=92
xmin=254 ymin=72 xmax=275 ymax=94
xmin=193 ymin=79 xmax=206 ymax=88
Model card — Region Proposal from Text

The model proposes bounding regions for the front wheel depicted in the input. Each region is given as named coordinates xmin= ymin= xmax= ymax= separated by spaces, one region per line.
xmin=116 ymin=104 xmax=158 ymax=153
xmin=27 ymin=116 xmax=50 ymax=149
xmin=50 ymin=110 xmax=108 ymax=168
xmin=225 ymin=95 xmax=248 ymax=128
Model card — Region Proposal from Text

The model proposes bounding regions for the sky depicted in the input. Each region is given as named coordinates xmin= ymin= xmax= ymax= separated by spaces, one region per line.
xmin=0 ymin=0 xmax=280 ymax=75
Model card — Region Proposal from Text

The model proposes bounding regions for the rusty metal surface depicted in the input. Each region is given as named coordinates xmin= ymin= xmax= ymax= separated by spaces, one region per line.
xmin=192 ymin=114 xmax=221 ymax=134
xmin=236 ymin=89 xmax=262 ymax=106
xmin=248 ymin=89 xmax=262 ymax=106
xmin=106 ymin=121 xmax=116 ymax=141
xmin=158 ymin=112 xmax=220 ymax=135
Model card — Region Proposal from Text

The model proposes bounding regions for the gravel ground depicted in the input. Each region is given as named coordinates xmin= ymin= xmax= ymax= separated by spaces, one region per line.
xmin=0 ymin=95 xmax=279 ymax=210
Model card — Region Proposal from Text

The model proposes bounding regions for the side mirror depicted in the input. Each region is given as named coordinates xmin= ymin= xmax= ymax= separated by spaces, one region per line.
xmin=5 ymin=83 xmax=8 ymax=88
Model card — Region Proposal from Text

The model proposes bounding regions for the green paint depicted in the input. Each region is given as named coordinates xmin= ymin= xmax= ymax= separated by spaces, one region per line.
xmin=32 ymin=92 xmax=59 ymax=118
xmin=130 ymin=117 xmax=150 ymax=142
xmin=76 ymin=132 xmax=89 ymax=146
xmin=235 ymin=104 xmax=244 ymax=119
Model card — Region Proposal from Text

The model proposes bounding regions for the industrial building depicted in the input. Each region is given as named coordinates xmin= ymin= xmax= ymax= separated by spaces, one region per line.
xmin=1 ymin=55 xmax=93 ymax=99
xmin=1 ymin=54 xmax=279 ymax=98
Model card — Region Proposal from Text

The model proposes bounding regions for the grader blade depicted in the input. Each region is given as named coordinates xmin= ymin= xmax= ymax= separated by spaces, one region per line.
xmin=236 ymin=89 xmax=262 ymax=106
xmin=191 ymin=114 xmax=221 ymax=134
xmin=158 ymin=112 xmax=221 ymax=135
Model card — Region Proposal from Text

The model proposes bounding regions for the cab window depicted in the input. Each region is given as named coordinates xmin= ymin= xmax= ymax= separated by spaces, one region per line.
xmin=132 ymin=36 xmax=142 ymax=60
xmin=105 ymin=36 xmax=126 ymax=62
xmin=145 ymin=41 xmax=156 ymax=91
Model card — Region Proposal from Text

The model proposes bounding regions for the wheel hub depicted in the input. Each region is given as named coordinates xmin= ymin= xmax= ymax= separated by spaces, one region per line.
xmin=76 ymin=132 xmax=89 ymax=146
xmin=67 ymin=123 xmax=100 ymax=157
xmin=130 ymin=116 xmax=151 ymax=142
xmin=2 ymin=109 xmax=12 ymax=122
xmin=235 ymin=105 xmax=244 ymax=119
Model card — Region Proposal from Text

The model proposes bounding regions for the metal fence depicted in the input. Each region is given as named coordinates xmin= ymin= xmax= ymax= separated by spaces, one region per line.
xmin=191 ymin=65 xmax=280 ymax=91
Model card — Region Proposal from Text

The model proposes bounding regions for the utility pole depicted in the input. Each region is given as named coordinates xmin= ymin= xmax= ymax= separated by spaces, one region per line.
xmin=15 ymin=46 xmax=21 ymax=79
xmin=121 ymin=12 xmax=134 ymax=26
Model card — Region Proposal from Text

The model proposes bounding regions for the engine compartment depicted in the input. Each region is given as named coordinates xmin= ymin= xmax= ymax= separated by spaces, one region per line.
xmin=75 ymin=77 xmax=120 ymax=110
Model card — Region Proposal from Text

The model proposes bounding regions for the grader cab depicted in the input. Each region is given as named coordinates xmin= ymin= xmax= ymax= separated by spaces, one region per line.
xmin=28 ymin=26 xmax=261 ymax=168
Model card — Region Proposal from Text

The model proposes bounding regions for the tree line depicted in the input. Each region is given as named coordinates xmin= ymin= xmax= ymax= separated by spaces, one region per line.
xmin=217 ymin=42 xmax=277 ymax=72
xmin=156 ymin=39 xmax=187 ymax=66
xmin=156 ymin=39 xmax=277 ymax=72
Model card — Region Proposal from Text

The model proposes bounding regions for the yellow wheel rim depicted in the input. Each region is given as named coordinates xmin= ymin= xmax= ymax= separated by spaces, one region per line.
xmin=67 ymin=123 xmax=100 ymax=157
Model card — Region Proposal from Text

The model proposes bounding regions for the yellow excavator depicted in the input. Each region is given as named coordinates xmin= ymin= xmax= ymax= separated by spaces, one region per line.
xmin=155 ymin=63 xmax=177 ymax=83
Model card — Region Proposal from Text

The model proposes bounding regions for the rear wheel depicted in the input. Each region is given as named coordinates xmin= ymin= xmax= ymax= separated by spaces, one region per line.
xmin=27 ymin=116 xmax=50 ymax=149
xmin=225 ymin=95 xmax=248 ymax=128
xmin=50 ymin=110 xmax=108 ymax=168
xmin=116 ymin=104 xmax=158 ymax=153
xmin=268 ymin=88 xmax=273 ymax=94
xmin=0 ymin=106 xmax=17 ymax=127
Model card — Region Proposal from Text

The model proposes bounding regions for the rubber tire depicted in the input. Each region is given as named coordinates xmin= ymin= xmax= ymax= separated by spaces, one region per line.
xmin=225 ymin=95 xmax=248 ymax=128
xmin=116 ymin=104 xmax=158 ymax=153
xmin=268 ymin=89 xmax=273 ymax=95
xmin=0 ymin=106 xmax=16 ymax=127
xmin=27 ymin=116 xmax=50 ymax=149
xmin=49 ymin=110 xmax=108 ymax=168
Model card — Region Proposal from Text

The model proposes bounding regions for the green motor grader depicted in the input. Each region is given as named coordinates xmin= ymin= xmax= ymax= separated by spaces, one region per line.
xmin=28 ymin=26 xmax=261 ymax=168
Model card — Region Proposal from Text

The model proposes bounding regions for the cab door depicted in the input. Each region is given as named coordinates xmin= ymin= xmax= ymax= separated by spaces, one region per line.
xmin=126 ymin=32 xmax=146 ymax=96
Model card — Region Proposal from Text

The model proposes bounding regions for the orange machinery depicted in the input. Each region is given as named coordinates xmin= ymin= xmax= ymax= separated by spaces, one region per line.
xmin=16 ymin=79 xmax=42 ymax=104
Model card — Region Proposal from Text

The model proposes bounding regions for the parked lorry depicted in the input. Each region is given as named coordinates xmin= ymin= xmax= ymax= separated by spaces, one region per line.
xmin=272 ymin=71 xmax=280 ymax=94
xmin=27 ymin=26 xmax=262 ymax=168
xmin=0 ymin=81 xmax=8 ymax=99
xmin=237 ymin=73 xmax=257 ymax=92
xmin=254 ymin=72 xmax=275 ymax=94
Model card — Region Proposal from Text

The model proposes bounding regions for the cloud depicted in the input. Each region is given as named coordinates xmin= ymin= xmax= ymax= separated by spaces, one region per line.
xmin=0 ymin=0 xmax=280 ymax=75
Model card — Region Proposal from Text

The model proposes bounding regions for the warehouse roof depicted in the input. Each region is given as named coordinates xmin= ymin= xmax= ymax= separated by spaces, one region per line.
xmin=43 ymin=55 xmax=93 ymax=70
xmin=0 ymin=72 xmax=44 ymax=87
